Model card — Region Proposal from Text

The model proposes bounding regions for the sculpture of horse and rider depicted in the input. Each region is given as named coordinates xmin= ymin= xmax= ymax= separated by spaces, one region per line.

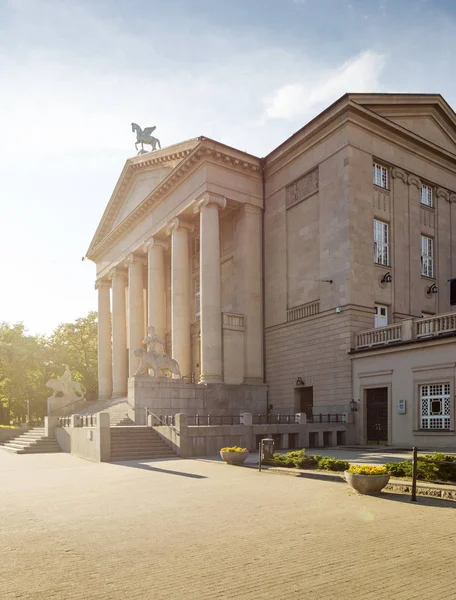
xmin=46 ymin=365 xmax=86 ymax=400
xmin=131 ymin=123 xmax=161 ymax=154
xmin=134 ymin=326 xmax=181 ymax=378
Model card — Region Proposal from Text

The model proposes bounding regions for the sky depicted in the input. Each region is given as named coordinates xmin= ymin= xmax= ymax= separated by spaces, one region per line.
xmin=1 ymin=0 xmax=456 ymax=335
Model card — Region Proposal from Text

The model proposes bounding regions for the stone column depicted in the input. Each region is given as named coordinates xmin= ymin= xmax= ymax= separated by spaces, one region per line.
xmin=238 ymin=204 xmax=263 ymax=384
xmin=109 ymin=267 xmax=128 ymax=397
xmin=126 ymin=253 xmax=145 ymax=376
xmin=166 ymin=217 xmax=193 ymax=379
xmin=194 ymin=192 xmax=226 ymax=383
xmin=95 ymin=278 xmax=112 ymax=399
xmin=144 ymin=237 xmax=168 ymax=342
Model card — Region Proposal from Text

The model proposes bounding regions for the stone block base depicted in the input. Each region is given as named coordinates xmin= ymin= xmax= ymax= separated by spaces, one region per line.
xmin=128 ymin=376 xmax=267 ymax=417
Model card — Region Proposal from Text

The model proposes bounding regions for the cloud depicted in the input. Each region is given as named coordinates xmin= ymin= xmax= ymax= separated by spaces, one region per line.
xmin=263 ymin=50 xmax=386 ymax=120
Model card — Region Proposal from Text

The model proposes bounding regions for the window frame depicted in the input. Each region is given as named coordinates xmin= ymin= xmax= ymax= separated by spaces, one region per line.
xmin=421 ymin=184 xmax=433 ymax=208
xmin=374 ymin=219 xmax=389 ymax=266
xmin=421 ymin=235 xmax=434 ymax=278
xmin=373 ymin=163 xmax=388 ymax=189
xmin=420 ymin=383 xmax=451 ymax=431
xmin=374 ymin=304 xmax=388 ymax=328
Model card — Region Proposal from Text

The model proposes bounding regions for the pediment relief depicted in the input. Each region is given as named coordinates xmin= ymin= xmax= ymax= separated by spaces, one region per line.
xmin=111 ymin=166 xmax=173 ymax=229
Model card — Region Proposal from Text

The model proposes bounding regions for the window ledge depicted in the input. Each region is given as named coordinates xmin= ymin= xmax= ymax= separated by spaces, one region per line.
xmin=373 ymin=184 xmax=389 ymax=193
xmin=421 ymin=275 xmax=436 ymax=282
xmin=412 ymin=430 xmax=454 ymax=436
xmin=374 ymin=262 xmax=391 ymax=268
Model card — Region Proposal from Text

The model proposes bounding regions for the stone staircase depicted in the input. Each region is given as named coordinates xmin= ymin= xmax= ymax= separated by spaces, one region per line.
xmin=77 ymin=398 xmax=134 ymax=426
xmin=110 ymin=426 xmax=177 ymax=462
xmin=1 ymin=428 xmax=62 ymax=454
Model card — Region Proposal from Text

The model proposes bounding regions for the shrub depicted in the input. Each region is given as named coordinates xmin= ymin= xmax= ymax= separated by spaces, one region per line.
xmin=318 ymin=457 xmax=350 ymax=472
xmin=385 ymin=454 xmax=456 ymax=483
xmin=348 ymin=465 xmax=388 ymax=476
xmin=220 ymin=446 xmax=247 ymax=453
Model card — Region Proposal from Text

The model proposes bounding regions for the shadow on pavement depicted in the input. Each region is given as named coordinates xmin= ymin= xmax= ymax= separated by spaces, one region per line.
xmin=114 ymin=461 xmax=207 ymax=479
xmin=380 ymin=492 xmax=456 ymax=509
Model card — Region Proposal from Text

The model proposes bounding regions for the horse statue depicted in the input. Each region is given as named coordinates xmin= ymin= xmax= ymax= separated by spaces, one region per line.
xmin=131 ymin=123 xmax=161 ymax=154
xmin=133 ymin=348 xmax=181 ymax=379
xmin=46 ymin=365 xmax=86 ymax=400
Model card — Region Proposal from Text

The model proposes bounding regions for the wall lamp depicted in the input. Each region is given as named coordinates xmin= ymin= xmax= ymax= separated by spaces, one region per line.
xmin=296 ymin=377 xmax=305 ymax=386
xmin=427 ymin=283 xmax=439 ymax=294
xmin=350 ymin=399 xmax=358 ymax=413
xmin=380 ymin=271 xmax=392 ymax=284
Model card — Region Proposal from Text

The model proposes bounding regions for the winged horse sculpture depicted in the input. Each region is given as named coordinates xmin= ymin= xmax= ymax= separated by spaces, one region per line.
xmin=131 ymin=123 xmax=161 ymax=154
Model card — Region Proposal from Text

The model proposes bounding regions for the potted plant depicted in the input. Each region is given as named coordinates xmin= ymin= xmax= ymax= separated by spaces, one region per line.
xmin=344 ymin=465 xmax=390 ymax=495
xmin=220 ymin=446 xmax=249 ymax=465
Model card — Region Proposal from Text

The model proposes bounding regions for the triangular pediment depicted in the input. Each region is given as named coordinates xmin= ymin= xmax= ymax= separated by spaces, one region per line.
xmin=111 ymin=166 xmax=173 ymax=229
xmin=350 ymin=94 xmax=456 ymax=155
xmin=87 ymin=138 xmax=200 ymax=257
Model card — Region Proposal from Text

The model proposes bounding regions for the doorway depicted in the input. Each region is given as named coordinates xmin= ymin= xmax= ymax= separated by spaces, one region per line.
xmin=296 ymin=386 xmax=313 ymax=419
xmin=366 ymin=387 xmax=388 ymax=444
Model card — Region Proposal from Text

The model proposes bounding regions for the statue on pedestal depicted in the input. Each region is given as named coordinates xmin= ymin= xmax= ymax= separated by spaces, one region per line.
xmin=46 ymin=365 xmax=86 ymax=402
xmin=134 ymin=326 xmax=181 ymax=378
xmin=131 ymin=123 xmax=161 ymax=155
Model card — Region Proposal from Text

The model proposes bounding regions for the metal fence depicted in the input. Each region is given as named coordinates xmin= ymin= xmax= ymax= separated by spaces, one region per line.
xmin=58 ymin=414 xmax=97 ymax=428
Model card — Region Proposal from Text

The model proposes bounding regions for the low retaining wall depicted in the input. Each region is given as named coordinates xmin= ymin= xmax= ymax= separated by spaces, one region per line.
xmin=153 ymin=413 xmax=355 ymax=457
xmin=52 ymin=413 xmax=110 ymax=462
xmin=0 ymin=428 xmax=23 ymax=442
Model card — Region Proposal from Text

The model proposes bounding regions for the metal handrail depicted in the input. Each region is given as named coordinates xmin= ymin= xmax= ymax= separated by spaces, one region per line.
xmin=125 ymin=401 xmax=180 ymax=436
xmin=48 ymin=397 xmax=88 ymax=416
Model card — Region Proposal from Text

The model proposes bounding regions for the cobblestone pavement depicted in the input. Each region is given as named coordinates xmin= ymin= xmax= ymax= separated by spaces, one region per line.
xmin=1 ymin=451 xmax=456 ymax=600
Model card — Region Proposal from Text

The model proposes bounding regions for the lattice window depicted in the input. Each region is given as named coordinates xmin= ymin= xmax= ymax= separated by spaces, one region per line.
xmin=420 ymin=383 xmax=451 ymax=430
xmin=421 ymin=235 xmax=434 ymax=278
xmin=421 ymin=184 xmax=433 ymax=207
xmin=373 ymin=163 xmax=388 ymax=189
xmin=374 ymin=220 xmax=389 ymax=265
xmin=194 ymin=278 xmax=200 ymax=321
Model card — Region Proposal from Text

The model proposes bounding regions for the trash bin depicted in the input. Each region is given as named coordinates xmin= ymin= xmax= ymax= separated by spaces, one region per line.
xmin=261 ymin=438 xmax=275 ymax=460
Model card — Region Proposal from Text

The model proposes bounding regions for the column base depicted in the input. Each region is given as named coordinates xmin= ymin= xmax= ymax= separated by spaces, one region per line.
xmin=199 ymin=375 xmax=223 ymax=384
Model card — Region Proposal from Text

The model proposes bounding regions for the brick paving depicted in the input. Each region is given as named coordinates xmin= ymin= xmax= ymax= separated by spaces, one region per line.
xmin=1 ymin=451 xmax=456 ymax=600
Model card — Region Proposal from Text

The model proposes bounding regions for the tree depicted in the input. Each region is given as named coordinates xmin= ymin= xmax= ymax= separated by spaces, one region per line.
xmin=0 ymin=311 xmax=99 ymax=422
xmin=46 ymin=311 xmax=98 ymax=401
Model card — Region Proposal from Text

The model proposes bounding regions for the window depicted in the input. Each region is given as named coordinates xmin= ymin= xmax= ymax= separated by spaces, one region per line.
xmin=194 ymin=278 xmax=200 ymax=321
xmin=421 ymin=235 xmax=434 ymax=278
xmin=421 ymin=184 xmax=433 ymax=207
xmin=374 ymin=304 xmax=388 ymax=328
xmin=374 ymin=220 xmax=389 ymax=265
xmin=420 ymin=383 xmax=451 ymax=430
xmin=373 ymin=163 xmax=388 ymax=189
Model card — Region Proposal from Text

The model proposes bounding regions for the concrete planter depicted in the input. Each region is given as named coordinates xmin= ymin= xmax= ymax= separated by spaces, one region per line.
xmin=344 ymin=471 xmax=390 ymax=495
xmin=220 ymin=451 xmax=249 ymax=465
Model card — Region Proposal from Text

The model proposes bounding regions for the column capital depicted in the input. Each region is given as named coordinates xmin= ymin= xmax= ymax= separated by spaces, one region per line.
xmin=125 ymin=253 xmax=147 ymax=267
xmin=95 ymin=278 xmax=111 ymax=290
xmin=408 ymin=174 xmax=421 ymax=189
xmin=391 ymin=168 xmax=408 ymax=184
xmin=193 ymin=191 xmax=226 ymax=214
xmin=144 ymin=236 xmax=169 ymax=252
xmin=165 ymin=217 xmax=194 ymax=236
xmin=437 ymin=187 xmax=450 ymax=202
xmin=109 ymin=266 xmax=127 ymax=280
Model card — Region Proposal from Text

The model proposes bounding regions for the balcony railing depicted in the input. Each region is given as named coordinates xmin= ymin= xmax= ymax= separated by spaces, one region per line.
xmin=355 ymin=311 xmax=456 ymax=350
xmin=222 ymin=312 xmax=245 ymax=330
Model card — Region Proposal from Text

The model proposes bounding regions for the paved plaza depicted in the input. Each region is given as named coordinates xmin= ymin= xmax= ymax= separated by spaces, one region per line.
xmin=1 ymin=451 xmax=456 ymax=600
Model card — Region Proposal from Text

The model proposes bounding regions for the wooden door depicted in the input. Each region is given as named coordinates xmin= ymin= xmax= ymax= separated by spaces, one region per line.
xmin=366 ymin=388 xmax=388 ymax=444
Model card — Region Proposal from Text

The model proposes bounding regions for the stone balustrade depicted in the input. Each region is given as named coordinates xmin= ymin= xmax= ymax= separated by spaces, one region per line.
xmin=355 ymin=311 xmax=456 ymax=350
xmin=286 ymin=300 xmax=320 ymax=323
xmin=222 ymin=312 xmax=245 ymax=330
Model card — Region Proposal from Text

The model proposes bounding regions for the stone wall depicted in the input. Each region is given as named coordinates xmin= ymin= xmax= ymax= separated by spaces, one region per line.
xmin=0 ymin=428 xmax=22 ymax=443
xmin=54 ymin=413 xmax=110 ymax=462
xmin=129 ymin=376 xmax=268 ymax=417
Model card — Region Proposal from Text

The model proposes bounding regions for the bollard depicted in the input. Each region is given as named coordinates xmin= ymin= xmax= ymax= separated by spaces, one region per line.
xmin=411 ymin=446 xmax=418 ymax=502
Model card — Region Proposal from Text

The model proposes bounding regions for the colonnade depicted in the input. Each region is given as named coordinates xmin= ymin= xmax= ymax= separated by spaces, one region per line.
xmin=96 ymin=193 xmax=263 ymax=398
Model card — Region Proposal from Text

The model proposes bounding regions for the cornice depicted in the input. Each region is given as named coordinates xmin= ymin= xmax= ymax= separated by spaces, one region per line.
xmin=87 ymin=140 xmax=260 ymax=262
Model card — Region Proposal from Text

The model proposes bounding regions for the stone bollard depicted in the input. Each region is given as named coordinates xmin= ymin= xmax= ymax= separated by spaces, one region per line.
xmin=97 ymin=412 xmax=110 ymax=462
xmin=44 ymin=416 xmax=60 ymax=438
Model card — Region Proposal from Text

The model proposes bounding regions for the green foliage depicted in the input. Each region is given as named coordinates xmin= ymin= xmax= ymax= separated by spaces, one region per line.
xmin=0 ymin=312 xmax=98 ymax=422
xmin=318 ymin=457 xmax=350 ymax=472
xmin=264 ymin=450 xmax=348 ymax=472
xmin=385 ymin=453 xmax=456 ymax=483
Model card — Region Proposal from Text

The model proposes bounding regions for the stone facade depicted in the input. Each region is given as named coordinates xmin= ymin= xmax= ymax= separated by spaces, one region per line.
xmin=87 ymin=93 xmax=456 ymax=446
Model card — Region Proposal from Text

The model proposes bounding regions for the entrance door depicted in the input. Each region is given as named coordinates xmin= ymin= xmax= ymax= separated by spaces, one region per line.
xmin=374 ymin=304 xmax=388 ymax=328
xmin=299 ymin=387 xmax=313 ymax=419
xmin=366 ymin=388 xmax=388 ymax=444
